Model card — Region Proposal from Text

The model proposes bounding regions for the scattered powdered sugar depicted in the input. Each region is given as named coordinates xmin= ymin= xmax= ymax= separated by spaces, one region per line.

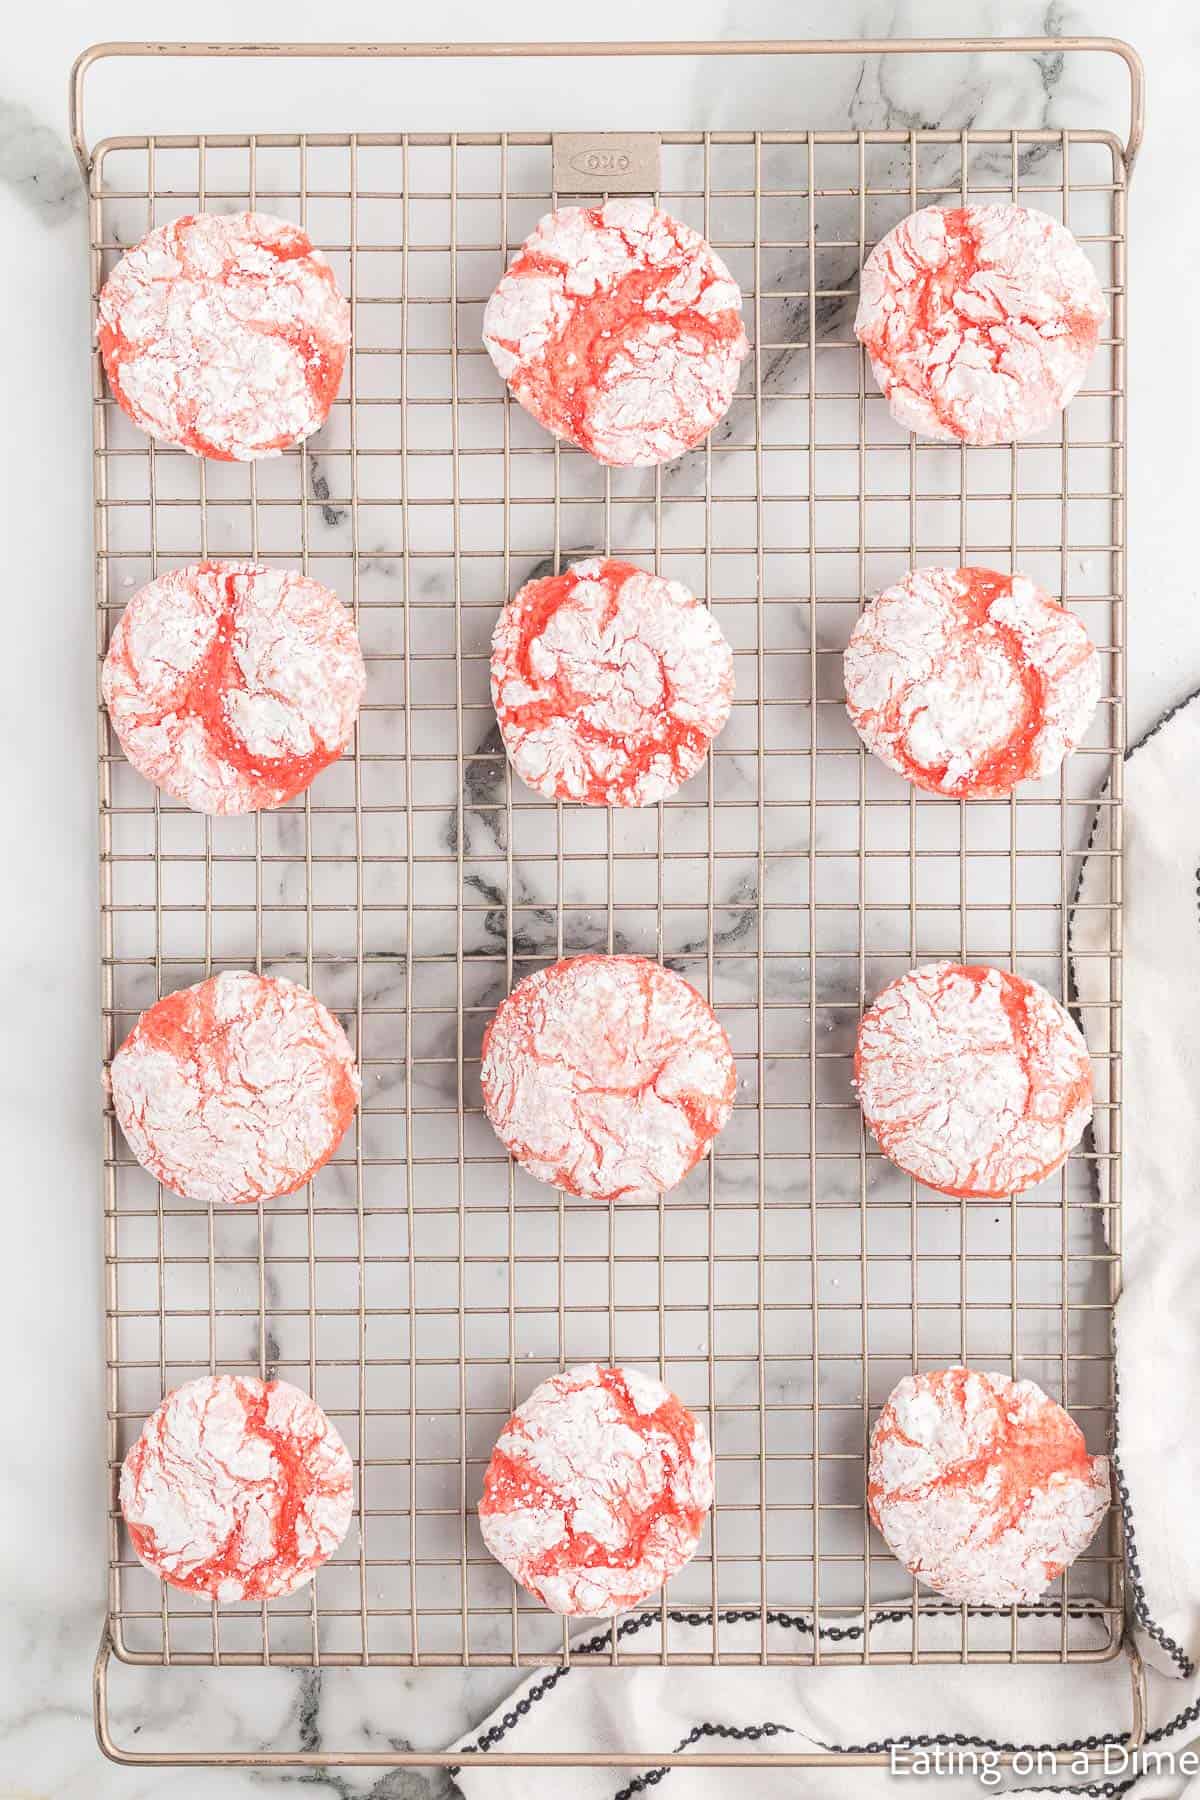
xmin=855 ymin=203 xmax=1107 ymax=445
xmin=98 ymin=210 xmax=350 ymax=461
xmin=121 ymin=1373 xmax=354 ymax=1601
xmin=868 ymin=1367 xmax=1110 ymax=1606
xmin=478 ymin=1364 xmax=713 ymax=1615
xmin=491 ymin=557 xmax=734 ymax=806
xmin=481 ymin=955 xmax=736 ymax=1201
xmin=102 ymin=560 xmax=365 ymax=815
xmin=110 ymin=970 xmax=360 ymax=1206
xmin=843 ymin=565 xmax=1101 ymax=798
xmin=855 ymin=962 xmax=1092 ymax=1198
xmin=482 ymin=200 xmax=749 ymax=466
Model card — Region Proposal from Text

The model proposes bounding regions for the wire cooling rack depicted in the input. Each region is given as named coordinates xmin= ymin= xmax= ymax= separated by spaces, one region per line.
xmin=76 ymin=38 xmax=1143 ymax=1773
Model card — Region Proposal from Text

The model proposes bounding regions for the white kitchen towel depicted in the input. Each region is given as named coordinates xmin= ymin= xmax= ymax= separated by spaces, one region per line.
xmin=450 ymin=1611 xmax=1200 ymax=1797
xmin=1073 ymin=690 xmax=1200 ymax=1680
xmin=449 ymin=693 xmax=1200 ymax=1795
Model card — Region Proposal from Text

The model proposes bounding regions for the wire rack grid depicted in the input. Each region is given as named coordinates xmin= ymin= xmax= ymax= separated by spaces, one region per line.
xmin=80 ymin=39 xmax=1135 ymax=1762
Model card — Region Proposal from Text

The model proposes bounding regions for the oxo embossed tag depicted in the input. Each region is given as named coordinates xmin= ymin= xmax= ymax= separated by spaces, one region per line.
xmin=552 ymin=133 xmax=661 ymax=195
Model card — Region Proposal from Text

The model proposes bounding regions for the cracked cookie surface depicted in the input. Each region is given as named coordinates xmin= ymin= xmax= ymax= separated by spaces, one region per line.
xmin=855 ymin=203 xmax=1105 ymax=445
xmin=480 ymin=955 xmax=735 ymax=1201
xmin=479 ymin=1364 xmax=713 ymax=1615
xmin=868 ymin=1367 xmax=1109 ymax=1606
xmin=843 ymin=565 xmax=1100 ymax=798
xmin=99 ymin=210 xmax=350 ymax=460
xmin=121 ymin=1373 xmax=354 ymax=1601
xmin=483 ymin=200 xmax=748 ymax=466
xmin=102 ymin=560 xmax=365 ymax=815
xmin=110 ymin=970 xmax=360 ymax=1206
xmin=855 ymin=962 xmax=1092 ymax=1198
xmin=491 ymin=557 xmax=734 ymax=806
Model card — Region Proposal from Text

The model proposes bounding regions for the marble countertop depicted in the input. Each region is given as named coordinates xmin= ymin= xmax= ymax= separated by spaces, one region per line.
xmin=3 ymin=3 xmax=1198 ymax=1794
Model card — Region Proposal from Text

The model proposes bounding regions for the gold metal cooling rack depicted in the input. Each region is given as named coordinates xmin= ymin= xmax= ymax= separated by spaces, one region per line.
xmin=74 ymin=36 xmax=1142 ymax=1772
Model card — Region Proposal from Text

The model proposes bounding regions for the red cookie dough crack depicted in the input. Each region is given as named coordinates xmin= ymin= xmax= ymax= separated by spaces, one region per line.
xmin=843 ymin=566 xmax=1100 ymax=798
xmin=483 ymin=201 xmax=749 ymax=466
xmin=855 ymin=203 xmax=1106 ymax=445
xmin=481 ymin=955 xmax=736 ymax=1201
xmin=121 ymin=1374 xmax=354 ymax=1601
xmin=478 ymin=1364 xmax=713 ymax=1615
xmin=868 ymin=1367 xmax=1109 ymax=1606
xmin=98 ymin=210 xmax=350 ymax=461
xmin=102 ymin=560 xmax=365 ymax=815
xmin=110 ymin=970 xmax=360 ymax=1206
xmin=491 ymin=558 xmax=734 ymax=806
xmin=854 ymin=962 xmax=1092 ymax=1198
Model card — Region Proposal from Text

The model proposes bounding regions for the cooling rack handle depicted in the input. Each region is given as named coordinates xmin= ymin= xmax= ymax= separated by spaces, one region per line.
xmin=68 ymin=36 xmax=1144 ymax=182
xmin=94 ymin=1622 xmax=1149 ymax=1771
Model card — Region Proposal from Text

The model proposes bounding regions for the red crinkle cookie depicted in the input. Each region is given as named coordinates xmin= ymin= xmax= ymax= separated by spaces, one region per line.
xmin=491 ymin=557 xmax=734 ymax=806
xmin=855 ymin=962 xmax=1092 ymax=1198
xmin=478 ymin=1364 xmax=713 ymax=1615
xmin=855 ymin=203 xmax=1106 ymax=445
xmin=121 ymin=1374 xmax=354 ymax=1601
xmin=102 ymin=560 xmax=365 ymax=815
xmin=110 ymin=970 xmax=360 ymax=1207
xmin=868 ymin=1367 xmax=1110 ymax=1606
xmin=843 ymin=566 xmax=1101 ymax=798
xmin=483 ymin=200 xmax=749 ymax=466
xmin=98 ymin=210 xmax=350 ymax=460
xmin=480 ymin=955 xmax=736 ymax=1201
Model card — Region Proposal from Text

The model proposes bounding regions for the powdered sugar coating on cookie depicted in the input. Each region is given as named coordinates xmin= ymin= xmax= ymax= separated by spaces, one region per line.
xmin=868 ymin=1367 xmax=1109 ymax=1606
xmin=480 ymin=955 xmax=736 ymax=1201
xmin=98 ymin=210 xmax=350 ymax=460
xmin=855 ymin=962 xmax=1092 ymax=1198
xmin=483 ymin=201 xmax=749 ymax=466
xmin=855 ymin=203 xmax=1106 ymax=445
xmin=843 ymin=566 xmax=1100 ymax=798
xmin=491 ymin=558 xmax=734 ymax=806
xmin=110 ymin=970 xmax=360 ymax=1206
xmin=478 ymin=1364 xmax=713 ymax=1614
xmin=102 ymin=561 xmax=365 ymax=815
xmin=121 ymin=1374 xmax=354 ymax=1601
